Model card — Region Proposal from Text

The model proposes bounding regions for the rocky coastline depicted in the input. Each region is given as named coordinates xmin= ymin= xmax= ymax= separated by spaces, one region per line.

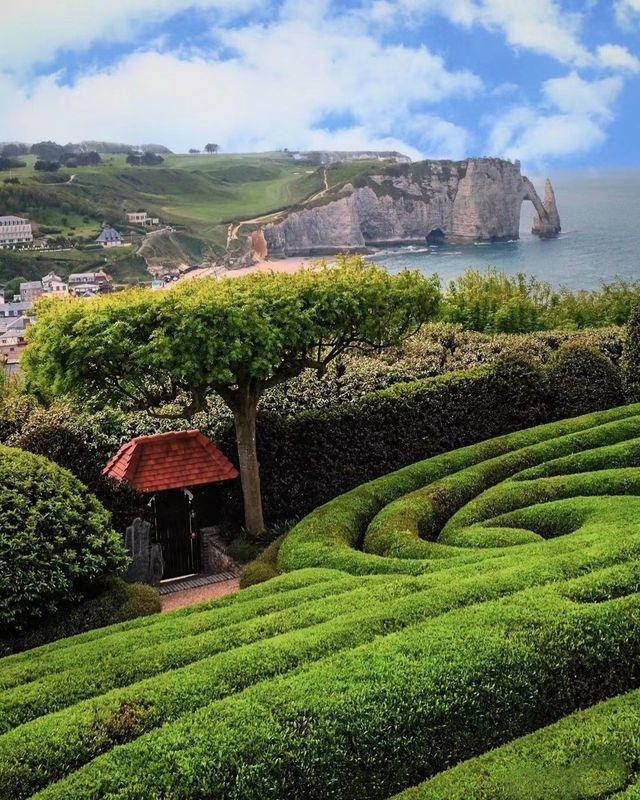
xmin=252 ymin=157 xmax=560 ymax=260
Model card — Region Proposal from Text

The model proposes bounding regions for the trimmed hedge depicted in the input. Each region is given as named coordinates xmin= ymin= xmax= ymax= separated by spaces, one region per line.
xmin=390 ymin=688 xmax=640 ymax=799
xmin=0 ymin=445 xmax=129 ymax=634
xmin=3 ymin=408 xmax=640 ymax=797
xmin=19 ymin=582 xmax=640 ymax=800
xmin=0 ymin=577 xmax=160 ymax=656
xmin=547 ymin=342 xmax=623 ymax=418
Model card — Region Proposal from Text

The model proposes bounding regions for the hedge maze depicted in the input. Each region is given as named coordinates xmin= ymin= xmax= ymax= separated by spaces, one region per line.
xmin=3 ymin=404 xmax=640 ymax=798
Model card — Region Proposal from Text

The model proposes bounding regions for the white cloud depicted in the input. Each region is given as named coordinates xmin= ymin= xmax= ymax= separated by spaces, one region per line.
xmin=396 ymin=0 xmax=591 ymax=65
xmin=615 ymin=0 xmax=640 ymax=29
xmin=0 ymin=0 xmax=262 ymax=71
xmin=487 ymin=72 xmax=623 ymax=164
xmin=0 ymin=9 xmax=479 ymax=156
xmin=488 ymin=106 xmax=606 ymax=162
xmin=597 ymin=43 xmax=640 ymax=72
xmin=543 ymin=72 xmax=624 ymax=119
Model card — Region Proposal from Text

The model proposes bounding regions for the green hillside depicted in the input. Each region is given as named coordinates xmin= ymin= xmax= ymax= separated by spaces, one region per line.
xmin=0 ymin=152 xmax=326 ymax=284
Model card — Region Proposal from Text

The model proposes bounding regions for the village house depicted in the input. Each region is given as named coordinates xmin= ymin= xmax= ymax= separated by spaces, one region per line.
xmin=68 ymin=270 xmax=113 ymax=295
xmin=19 ymin=281 xmax=44 ymax=304
xmin=0 ymin=316 xmax=31 ymax=375
xmin=96 ymin=228 xmax=124 ymax=248
xmin=42 ymin=271 xmax=68 ymax=295
xmin=127 ymin=211 xmax=160 ymax=227
xmin=0 ymin=301 xmax=33 ymax=318
xmin=0 ymin=215 xmax=33 ymax=248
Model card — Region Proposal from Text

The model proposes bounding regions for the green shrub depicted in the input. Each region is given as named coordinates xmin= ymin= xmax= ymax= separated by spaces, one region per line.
xmin=0 ymin=445 xmax=129 ymax=633
xmin=240 ymin=536 xmax=284 ymax=588
xmin=547 ymin=343 xmax=623 ymax=418
xmin=0 ymin=577 xmax=159 ymax=656
xmin=6 ymin=402 xmax=145 ymax=531
xmin=442 ymin=269 xmax=640 ymax=332
xmin=250 ymin=352 xmax=553 ymax=519
xmin=622 ymin=298 xmax=640 ymax=401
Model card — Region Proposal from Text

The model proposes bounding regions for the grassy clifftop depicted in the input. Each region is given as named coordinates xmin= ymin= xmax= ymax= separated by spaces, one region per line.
xmin=0 ymin=152 xmax=326 ymax=282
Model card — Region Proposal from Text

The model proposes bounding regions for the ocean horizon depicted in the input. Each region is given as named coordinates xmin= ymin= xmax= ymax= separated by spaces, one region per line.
xmin=368 ymin=169 xmax=640 ymax=291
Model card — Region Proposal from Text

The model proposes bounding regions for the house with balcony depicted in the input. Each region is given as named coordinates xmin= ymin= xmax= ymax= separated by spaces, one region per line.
xmin=127 ymin=211 xmax=160 ymax=227
xmin=68 ymin=270 xmax=113 ymax=295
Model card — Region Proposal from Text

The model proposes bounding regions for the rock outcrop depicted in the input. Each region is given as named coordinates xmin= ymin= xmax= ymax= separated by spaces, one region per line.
xmin=261 ymin=158 xmax=560 ymax=257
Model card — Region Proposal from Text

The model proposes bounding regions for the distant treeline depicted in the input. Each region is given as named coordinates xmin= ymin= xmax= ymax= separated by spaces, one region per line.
xmin=0 ymin=141 xmax=169 ymax=170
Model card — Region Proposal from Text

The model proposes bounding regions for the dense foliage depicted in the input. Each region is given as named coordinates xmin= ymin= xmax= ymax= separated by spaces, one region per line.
xmin=2 ymin=324 xmax=623 ymax=527
xmin=23 ymin=260 xmax=441 ymax=533
xmin=391 ymin=689 xmax=640 ymax=798
xmin=622 ymin=297 xmax=640 ymax=401
xmin=0 ymin=157 xmax=26 ymax=171
xmin=0 ymin=445 xmax=129 ymax=634
xmin=0 ymin=577 xmax=159 ymax=657
xmin=2 ymin=406 xmax=640 ymax=798
xmin=442 ymin=268 xmax=640 ymax=331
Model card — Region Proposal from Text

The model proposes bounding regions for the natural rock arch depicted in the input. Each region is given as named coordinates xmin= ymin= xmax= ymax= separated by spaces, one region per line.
xmin=522 ymin=177 xmax=561 ymax=239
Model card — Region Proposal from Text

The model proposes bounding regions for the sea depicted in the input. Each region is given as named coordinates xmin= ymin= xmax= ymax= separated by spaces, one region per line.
xmin=368 ymin=169 xmax=640 ymax=290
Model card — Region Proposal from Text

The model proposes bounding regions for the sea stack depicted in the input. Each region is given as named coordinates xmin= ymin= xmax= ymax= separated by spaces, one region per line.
xmin=531 ymin=178 xmax=561 ymax=238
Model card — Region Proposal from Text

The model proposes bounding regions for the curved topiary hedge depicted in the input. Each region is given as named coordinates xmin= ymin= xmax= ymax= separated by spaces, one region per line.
xmin=3 ymin=406 xmax=640 ymax=798
xmin=0 ymin=445 xmax=129 ymax=634
xmin=390 ymin=688 xmax=640 ymax=799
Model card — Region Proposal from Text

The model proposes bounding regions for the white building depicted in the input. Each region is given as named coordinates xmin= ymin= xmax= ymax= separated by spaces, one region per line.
xmin=0 ymin=216 xmax=33 ymax=248
xmin=127 ymin=211 xmax=160 ymax=226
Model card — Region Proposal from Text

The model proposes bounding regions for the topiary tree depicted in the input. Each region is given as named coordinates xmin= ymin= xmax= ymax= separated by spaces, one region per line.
xmin=547 ymin=343 xmax=623 ymax=419
xmin=0 ymin=445 xmax=129 ymax=633
xmin=622 ymin=298 xmax=640 ymax=401
xmin=23 ymin=259 xmax=440 ymax=535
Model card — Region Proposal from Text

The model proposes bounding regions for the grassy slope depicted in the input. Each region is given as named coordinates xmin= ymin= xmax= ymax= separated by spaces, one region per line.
xmin=0 ymin=153 xmax=324 ymax=272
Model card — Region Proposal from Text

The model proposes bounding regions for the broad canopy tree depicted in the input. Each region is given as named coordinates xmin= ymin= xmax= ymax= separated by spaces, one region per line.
xmin=24 ymin=260 xmax=440 ymax=535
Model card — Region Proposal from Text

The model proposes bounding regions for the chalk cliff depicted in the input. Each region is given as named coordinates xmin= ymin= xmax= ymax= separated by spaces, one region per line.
xmin=261 ymin=158 xmax=560 ymax=258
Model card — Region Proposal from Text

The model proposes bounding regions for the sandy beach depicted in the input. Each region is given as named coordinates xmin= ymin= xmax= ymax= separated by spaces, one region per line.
xmin=179 ymin=257 xmax=328 ymax=283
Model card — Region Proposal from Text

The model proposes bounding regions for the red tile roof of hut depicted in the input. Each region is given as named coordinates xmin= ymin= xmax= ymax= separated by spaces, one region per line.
xmin=103 ymin=430 xmax=239 ymax=493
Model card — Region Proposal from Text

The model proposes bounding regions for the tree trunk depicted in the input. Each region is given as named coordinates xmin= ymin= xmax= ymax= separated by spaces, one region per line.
xmin=232 ymin=394 xmax=265 ymax=537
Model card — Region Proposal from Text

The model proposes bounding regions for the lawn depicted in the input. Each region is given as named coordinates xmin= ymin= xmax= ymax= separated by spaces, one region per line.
xmin=3 ymin=404 xmax=640 ymax=799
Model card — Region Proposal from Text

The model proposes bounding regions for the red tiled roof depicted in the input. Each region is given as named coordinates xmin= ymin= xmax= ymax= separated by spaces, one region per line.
xmin=103 ymin=430 xmax=239 ymax=493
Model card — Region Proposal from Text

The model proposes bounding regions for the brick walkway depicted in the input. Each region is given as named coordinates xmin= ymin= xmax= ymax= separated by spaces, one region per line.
xmin=160 ymin=577 xmax=240 ymax=611
xmin=158 ymin=571 xmax=239 ymax=596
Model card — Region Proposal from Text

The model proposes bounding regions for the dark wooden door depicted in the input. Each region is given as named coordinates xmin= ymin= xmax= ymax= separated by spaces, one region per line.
xmin=154 ymin=490 xmax=200 ymax=579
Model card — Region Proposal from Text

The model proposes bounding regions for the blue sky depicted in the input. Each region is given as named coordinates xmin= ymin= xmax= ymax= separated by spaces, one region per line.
xmin=1 ymin=0 xmax=639 ymax=170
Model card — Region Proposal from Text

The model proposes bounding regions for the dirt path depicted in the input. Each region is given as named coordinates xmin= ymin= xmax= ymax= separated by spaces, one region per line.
xmin=161 ymin=578 xmax=240 ymax=611
xmin=225 ymin=168 xmax=332 ymax=248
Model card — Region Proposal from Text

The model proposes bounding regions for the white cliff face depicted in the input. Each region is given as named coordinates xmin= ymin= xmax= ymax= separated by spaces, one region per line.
xmin=262 ymin=158 xmax=560 ymax=257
